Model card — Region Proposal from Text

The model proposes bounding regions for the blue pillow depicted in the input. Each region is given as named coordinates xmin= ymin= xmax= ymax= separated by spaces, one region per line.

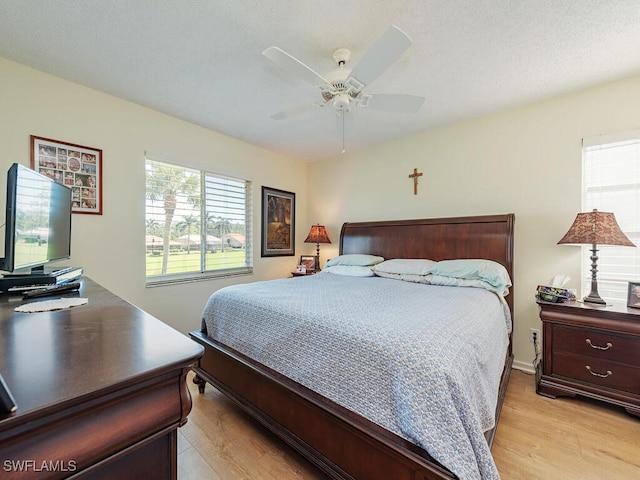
xmin=324 ymin=254 xmax=384 ymax=268
xmin=428 ymin=259 xmax=512 ymax=294
xmin=374 ymin=258 xmax=435 ymax=276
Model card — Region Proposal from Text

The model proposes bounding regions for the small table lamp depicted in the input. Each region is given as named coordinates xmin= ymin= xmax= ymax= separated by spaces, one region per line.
xmin=557 ymin=209 xmax=635 ymax=304
xmin=304 ymin=224 xmax=331 ymax=271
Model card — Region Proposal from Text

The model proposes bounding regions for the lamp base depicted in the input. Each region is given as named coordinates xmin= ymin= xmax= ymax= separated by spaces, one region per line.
xmin=583 ymin=248 xmax=606 ymax=305
xmin=583 ymin=293 xmax=606 ymax=305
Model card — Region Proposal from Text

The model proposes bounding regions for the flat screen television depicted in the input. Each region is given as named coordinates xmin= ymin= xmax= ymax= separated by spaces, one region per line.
xmin=0 ymin=163 xmax=72 ymax=274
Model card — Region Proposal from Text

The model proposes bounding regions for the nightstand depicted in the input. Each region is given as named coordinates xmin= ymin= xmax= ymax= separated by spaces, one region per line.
xmin=291 ymin=271 xmax=315 ymax=277
xmin=536 ymin=299 xmax=640 ymax=417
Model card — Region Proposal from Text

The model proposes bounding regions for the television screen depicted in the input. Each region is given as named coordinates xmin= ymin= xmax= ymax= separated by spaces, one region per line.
xmin=1 ymin=163 xmax=72 ymax=273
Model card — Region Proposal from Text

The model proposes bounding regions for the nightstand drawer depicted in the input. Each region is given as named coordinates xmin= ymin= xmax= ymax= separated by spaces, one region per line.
xmin=552 ymin=325 xmax=640 ymax=366
xmin=553 ymin=351 xmax=640 ymax=395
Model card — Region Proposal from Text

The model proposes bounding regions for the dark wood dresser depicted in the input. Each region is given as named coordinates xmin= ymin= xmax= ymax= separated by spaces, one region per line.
xmin=536 ymin=299 xmax=640 ymax=417
xmin=0 ymin=277 xmax=204 ymax=479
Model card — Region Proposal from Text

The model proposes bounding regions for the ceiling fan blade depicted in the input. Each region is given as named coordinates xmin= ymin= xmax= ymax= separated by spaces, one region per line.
xmin=360 ymin=94 xmax=425 ymax=113
xmin=270 ymin=102 xmax=323 ymax=120
xmin=263 ymin=46 xmax=331 ymax=88
xmin=348 ymin=25 xmax=412 ymax=88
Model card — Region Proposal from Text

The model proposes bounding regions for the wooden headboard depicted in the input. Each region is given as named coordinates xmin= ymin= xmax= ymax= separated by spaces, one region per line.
xmin=339 ymin=214 xmax=515 ymax=318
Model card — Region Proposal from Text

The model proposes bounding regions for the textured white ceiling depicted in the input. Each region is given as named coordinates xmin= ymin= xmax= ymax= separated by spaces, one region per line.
xmin=1 ymin=1 xmax=640 ymax=161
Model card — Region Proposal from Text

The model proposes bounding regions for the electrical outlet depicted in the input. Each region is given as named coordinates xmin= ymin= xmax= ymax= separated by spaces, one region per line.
xmin=530 ymin=328 xmax=540 ymax=343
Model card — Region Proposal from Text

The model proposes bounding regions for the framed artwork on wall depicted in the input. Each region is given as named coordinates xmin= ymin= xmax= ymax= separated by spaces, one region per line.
xmin=261 ymin=186 xmax=295 ymax=257
xmin=31 ymin=135 xmax=103 ymax=215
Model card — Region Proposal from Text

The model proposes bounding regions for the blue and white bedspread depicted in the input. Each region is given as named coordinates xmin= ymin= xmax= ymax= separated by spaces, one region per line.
xmin=202 ymin=273 xmax=511 ymax=480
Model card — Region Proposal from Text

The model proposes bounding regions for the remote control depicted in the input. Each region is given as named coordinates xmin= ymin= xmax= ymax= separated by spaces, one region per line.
xmin=0 ymin=373 xmax=17 ymax=413
xmin=22 ymin=282 xmax=81 ymax=299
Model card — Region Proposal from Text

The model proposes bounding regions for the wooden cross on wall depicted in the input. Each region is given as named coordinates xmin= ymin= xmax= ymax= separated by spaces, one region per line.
xmin=408 ymin=168 xmax=423 ymax=195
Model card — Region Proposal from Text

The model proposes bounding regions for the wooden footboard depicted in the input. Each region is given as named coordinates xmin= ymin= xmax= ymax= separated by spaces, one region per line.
xmin=191 ymin=330 xmax=454 ymax=480
xmin=189 ymin=330 xmax=513 ymax=480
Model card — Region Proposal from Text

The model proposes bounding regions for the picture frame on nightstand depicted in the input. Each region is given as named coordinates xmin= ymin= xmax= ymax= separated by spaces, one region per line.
xmin=300 ymin=255 xmax=317 ymax=272
xmin=627 ymin=282 xmax=640 ymax=308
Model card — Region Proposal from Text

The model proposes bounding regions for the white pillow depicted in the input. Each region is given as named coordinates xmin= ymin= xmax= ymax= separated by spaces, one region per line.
xmin=324 ymin=254 xmax=384 ymax=268
xmin=374 ymin=270 xmax=428 ymax=284
xmin=323 ymin=265 xmax=375 ymax=277
xmin=374 ymin=258 xmax=435 ymax=276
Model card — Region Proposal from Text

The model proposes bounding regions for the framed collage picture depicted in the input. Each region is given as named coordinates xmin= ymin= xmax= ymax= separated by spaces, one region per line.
xmin=261 ymin=186 xmax=295 ymax=257
xmin=30 ymin=135 xmax=103 ymax=215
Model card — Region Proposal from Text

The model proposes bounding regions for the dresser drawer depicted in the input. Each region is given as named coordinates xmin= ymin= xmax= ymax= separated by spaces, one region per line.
xmin=552 ymin=325 xmax=640 ymax=366
xmin=552 ymin=351 xmax=640 ymax=395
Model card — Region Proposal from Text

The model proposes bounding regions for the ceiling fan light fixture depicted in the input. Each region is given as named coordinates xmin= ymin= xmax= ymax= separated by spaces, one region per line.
xmin=358 ymin=94 xmax=371 ymax=107
xmin=344 ymin=76 xmax=365 ymax=95
xmin=333 ymin=93 xmax=351 ymax=112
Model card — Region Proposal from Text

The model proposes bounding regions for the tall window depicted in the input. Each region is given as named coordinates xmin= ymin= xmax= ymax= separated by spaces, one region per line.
xmin=145 ymin=156 xmax=252 ymax=286
xmin=582 ymin=130 xmax=640 ymax=303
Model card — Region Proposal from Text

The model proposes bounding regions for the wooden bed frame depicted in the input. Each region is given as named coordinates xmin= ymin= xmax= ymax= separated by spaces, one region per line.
xmin=190 ymin=214 xmax=515 ymax=480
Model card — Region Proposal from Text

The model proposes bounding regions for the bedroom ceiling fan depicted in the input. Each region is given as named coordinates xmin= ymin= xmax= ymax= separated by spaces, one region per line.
xmin=263 ymin=25 xmax=425 ymax=153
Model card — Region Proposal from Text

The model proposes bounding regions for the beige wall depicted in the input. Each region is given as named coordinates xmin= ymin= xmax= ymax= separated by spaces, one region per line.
xmin=3 ymin=54 xmax=640 ymax=371
xmin=309 ymin=74 xmax=640 ymax=371
xmin=0 ymin=57 xmax=308 ymax=335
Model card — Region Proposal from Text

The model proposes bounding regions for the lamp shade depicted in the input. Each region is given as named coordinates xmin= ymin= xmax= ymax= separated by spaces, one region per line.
xmin=304 ymin=224 xmax=331 ymax=244
xmin=557 ymin=209 xmax=635 ymax=247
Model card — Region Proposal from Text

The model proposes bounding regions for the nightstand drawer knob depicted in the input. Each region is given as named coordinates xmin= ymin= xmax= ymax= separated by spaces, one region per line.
xmin=585 ymin=339 xmax=613 ymax=351
xmin=586 ymin=366 xmax=613 ymax=378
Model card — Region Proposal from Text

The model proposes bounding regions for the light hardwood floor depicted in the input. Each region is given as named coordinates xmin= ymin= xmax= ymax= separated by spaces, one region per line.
xmin=178 ymin=370 xmax=640 ymax=479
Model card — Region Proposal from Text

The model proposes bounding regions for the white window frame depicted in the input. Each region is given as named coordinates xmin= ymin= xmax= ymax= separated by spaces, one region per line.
xmin=145 ymin=155 xmax=252 ymax=286
xmin=582 ymin=130 xmax=640 ymax=304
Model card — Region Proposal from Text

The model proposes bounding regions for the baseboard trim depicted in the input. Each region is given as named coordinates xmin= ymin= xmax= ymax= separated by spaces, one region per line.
xmin=512 ymin=359 xmax=535 ymax=374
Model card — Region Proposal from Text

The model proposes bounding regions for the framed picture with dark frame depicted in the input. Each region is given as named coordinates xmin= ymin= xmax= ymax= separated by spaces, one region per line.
xmin=31 ymin=135 xmax=103 ymax=215
xmin=300 ymin=255 xmax=317 ymax=272
xmin=627 ymin=282 xmax=640 ymax=309
xmin=261 ymin=186 xmax=295 ymax=257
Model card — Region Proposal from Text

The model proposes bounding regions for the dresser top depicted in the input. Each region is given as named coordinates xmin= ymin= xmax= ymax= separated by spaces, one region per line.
xmin=0 ymin=277 xmax=203 ymax=419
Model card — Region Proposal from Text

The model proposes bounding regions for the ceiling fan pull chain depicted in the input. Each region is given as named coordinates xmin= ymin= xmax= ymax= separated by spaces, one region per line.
xmin=341 ymin=112 xmax=346 ymax=154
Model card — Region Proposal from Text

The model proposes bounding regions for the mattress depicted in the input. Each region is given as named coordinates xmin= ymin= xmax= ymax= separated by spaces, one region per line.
xmin=202 ymin=272 xmax=511 ymax=480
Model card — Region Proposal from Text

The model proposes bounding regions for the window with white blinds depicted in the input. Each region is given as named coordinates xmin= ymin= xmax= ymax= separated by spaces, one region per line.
xmin=582 ymin=130 xmax=640 ymax=303
xmin=145 ymin=157 xmax=252 ymax=286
